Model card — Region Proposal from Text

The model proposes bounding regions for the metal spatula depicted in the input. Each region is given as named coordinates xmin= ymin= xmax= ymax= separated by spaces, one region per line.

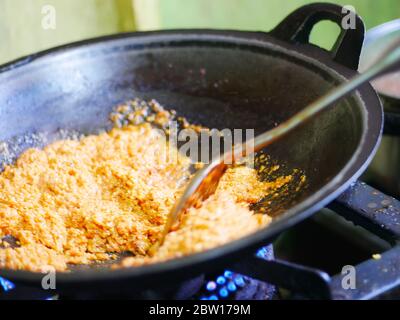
xmin=152 ymin=35 xmax=400 ymax=252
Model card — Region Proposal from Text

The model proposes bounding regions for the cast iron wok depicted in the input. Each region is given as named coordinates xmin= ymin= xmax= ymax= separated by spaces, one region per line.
xmin=0 ymin=3 xmax=383 ymax=292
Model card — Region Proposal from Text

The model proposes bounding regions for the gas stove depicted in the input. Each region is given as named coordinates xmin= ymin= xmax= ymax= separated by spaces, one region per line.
xmin=1 ymin=114 xmax=400 ymax=301
xmin=1 ymin=179 xmax=399 ymax=300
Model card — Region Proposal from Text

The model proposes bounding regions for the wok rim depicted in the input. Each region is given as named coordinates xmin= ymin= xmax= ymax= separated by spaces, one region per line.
xmin=0 ymin=29 xmax=383 ymax=286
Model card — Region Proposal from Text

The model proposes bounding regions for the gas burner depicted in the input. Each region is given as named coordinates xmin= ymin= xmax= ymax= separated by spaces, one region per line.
xmin=0 ymin=246 xmax=276 ymax=300
xmin=194 ymin=246 xmax=276 ymax=300
xmin=195 ymin=270 xmax=275 ymax=300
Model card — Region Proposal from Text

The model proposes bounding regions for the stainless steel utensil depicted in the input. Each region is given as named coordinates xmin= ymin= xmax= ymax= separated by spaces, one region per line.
xmin=153 ymin=35 xmax=400 ymax=251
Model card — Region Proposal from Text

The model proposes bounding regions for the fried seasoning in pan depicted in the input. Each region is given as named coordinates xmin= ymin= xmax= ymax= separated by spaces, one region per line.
xmin=0 ymin=99 xmax=305 ymax=272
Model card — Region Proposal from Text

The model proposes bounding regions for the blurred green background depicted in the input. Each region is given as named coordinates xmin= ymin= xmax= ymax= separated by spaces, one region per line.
xmin=1 ymin=0 xmax=399 ymax=65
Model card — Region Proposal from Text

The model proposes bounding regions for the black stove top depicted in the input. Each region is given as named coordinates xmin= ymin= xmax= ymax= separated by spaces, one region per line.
xmin=232 ymin=181 xmax=400 ymax=300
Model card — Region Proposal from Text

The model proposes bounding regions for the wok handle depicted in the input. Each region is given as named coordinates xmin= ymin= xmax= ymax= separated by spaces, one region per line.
xmin=270 ymin=3 xmax=365 ymax=70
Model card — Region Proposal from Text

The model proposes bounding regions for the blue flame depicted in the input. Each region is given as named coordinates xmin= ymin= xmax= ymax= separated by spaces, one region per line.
xmin=216 ymin=276 xmax=226 ymax=285
xmin=227 ymin=281 xmax=237 ymax=292
xmin=0 ymin=277 xmax=15 ymax=292
xmin=223 ymin=270 xmax=233 ymax=278
xmin=219 ymin=287 xmax=229 ymax=298
xmin=234 ymin=275 xmax=245 ymax=287
xmin=206 ymin=281 xmax=217 ymax=291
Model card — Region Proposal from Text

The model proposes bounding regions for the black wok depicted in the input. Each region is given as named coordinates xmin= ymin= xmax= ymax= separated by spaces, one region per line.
xmin=0 ymin=3 xmax=383 ymax=292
